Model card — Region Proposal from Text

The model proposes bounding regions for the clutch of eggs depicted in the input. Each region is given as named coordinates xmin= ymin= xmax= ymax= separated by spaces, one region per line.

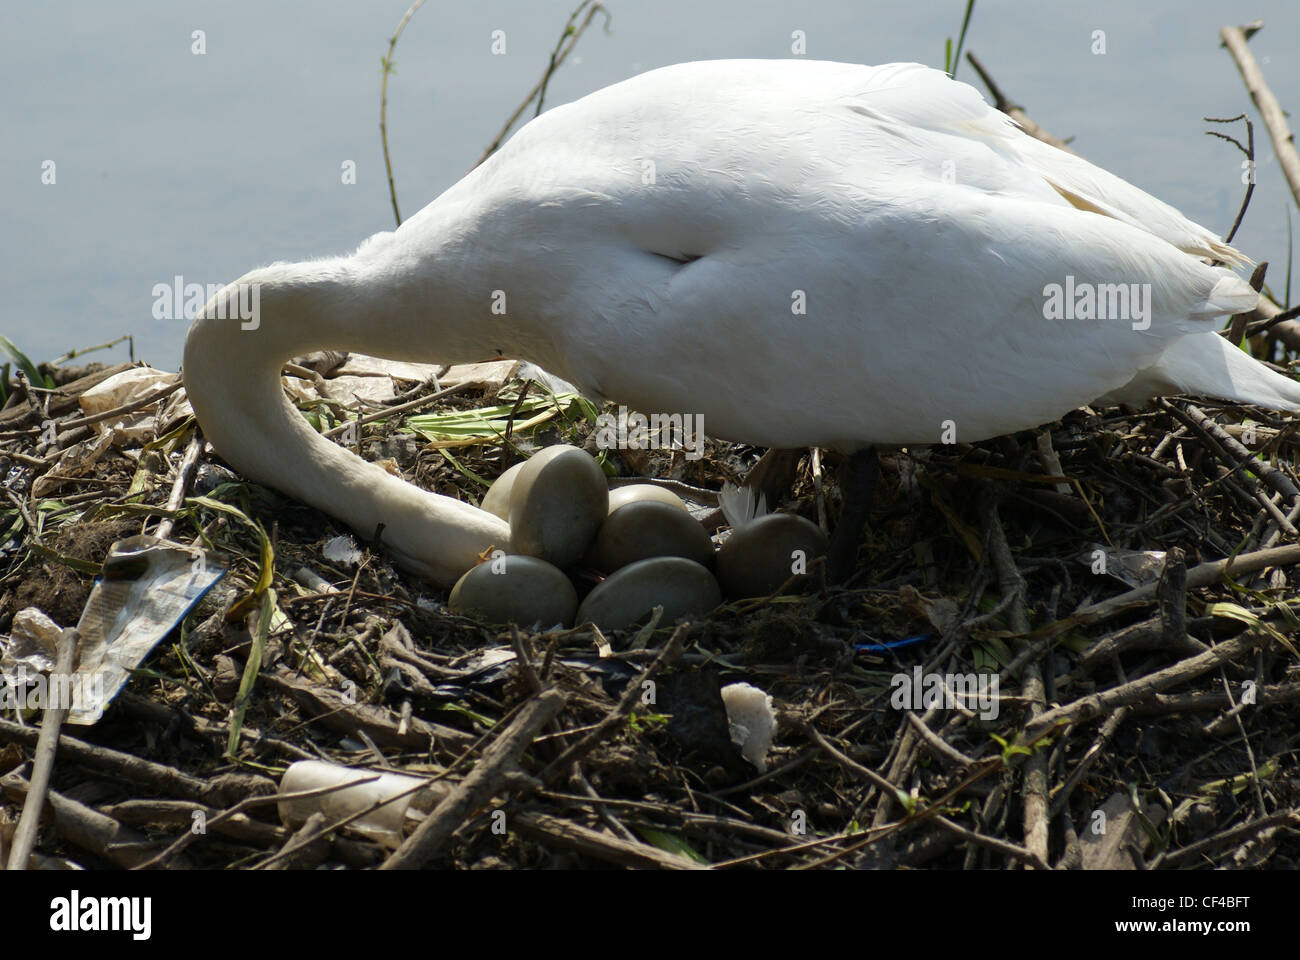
xmin=448 ymin=445 xmax=827 ymax=635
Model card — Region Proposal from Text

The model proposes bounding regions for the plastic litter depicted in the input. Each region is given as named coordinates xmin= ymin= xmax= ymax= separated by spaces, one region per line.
xmin=720 ymin=682 xmax=777 ymax=771
xmin=1078 ymin=542 xmax=1167 ymax=588
xmin=277 ymin=760 xmax=448 ymax=848
xmin=67 ymin=535 xmax=225 ymax=724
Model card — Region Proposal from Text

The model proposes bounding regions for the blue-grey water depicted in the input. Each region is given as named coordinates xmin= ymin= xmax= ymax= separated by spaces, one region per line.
xmin=3 ymin=0 xmax=1298 ymax=371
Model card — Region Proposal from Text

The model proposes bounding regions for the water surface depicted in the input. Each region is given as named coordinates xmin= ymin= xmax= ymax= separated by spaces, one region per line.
xmin=3 ymin=0 xmax=1296 ymax=370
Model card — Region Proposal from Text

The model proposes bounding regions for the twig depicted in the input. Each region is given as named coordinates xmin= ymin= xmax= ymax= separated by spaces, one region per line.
xmin=379 ymin=0 xmax=428 ymax=225
xmin=1158 ymin=547 xmax=1188 ymax=648
xmin=1035 ymin=430 xmax=1071 ymax=495
xmin=511 ymin=809 xmax=706 ymax=869
xmin=103 ymin=798 xmax=290 ymax=847
xmin=539 ymin=624 xmax=688 ymax=783
xmin=6 ymin=627 xmax=78 ymax=869
xmin=381 ymin=688 xmax=567 ymax=868
xmin=1220 ymin=22 xmax=1300 ymax=210
xmin=1219 ymin=669 xmax=1267 ymax=817
xmin=1244 ymin=301 xmax=1300 ymax=339
xmin=1155 ymin=808 xmax=1300 ymax=867
xmin=905 ymin=712 xmax=978 ymax=768
xmin=471 ymin=2 xmax=611 ymax=169
xmin=1021 ymin=632 xmax=1260 ymax=743
xmin=964 ymin=51 xmax=1077 ymax=153
xmin=1068 ymin=543 xmax=1300 ymax=623
xmin=932 ymin=815 xmax=1051 ymax=871
xmin=804 ymin=757 xmax=1009 ymax=870
xmin=135 ymin=778 xmax=386 ymax=870
xmin=536 ymin=1 xmax=593 ymax=117
xmin=796 ymin=719 xmax=906 ymax=797
xmin=265 ymin=812 xmax=330 ymax=869
xmin=0 ymin=716 xmax=261 ymax=806
xmin=983 ymin=494 xmax=1049 ymax=867
xmin=320 ymin=380 xmax=474 ymax=438
xmin=1172 ymin=402 xmax=1300 ymax=501
xmin=2 ymin=770 xmax=167 ymax=869
xmin=509 ymin=623 xmax=543 ymax=694
xmin=51 ymin=334 xmax=135 ymax=367
xmin=1048 ymin=707 xmax=1130 ymax=820
xmin=572 ymin=767 xmax=638 ymax=844
xmin=153 ymin=428 xmax=205 ymax=541
xmin=607 ymin=475 xmax=721 ymax=505
xmin=1131 ymin=682 xmax=1300 ymax=717
xmin=1204 ymin=114 xmax=1255 ymax=245
xmin=55 ymin=378 xmax=183 ymax=434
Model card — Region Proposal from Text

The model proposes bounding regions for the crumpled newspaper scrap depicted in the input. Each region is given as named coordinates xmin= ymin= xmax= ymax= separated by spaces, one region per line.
xmin=67 ymin=535 xmax=226 ymax=724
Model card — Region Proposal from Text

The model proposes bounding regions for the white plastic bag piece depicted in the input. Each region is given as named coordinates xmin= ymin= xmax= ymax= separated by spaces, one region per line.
xmin=277 ymin=760 xmax=446 ymax=848
xmin=721 ymin=682 xmax=777 ymax=772
xmin=4 ymin=607 xmax=63 ymax=674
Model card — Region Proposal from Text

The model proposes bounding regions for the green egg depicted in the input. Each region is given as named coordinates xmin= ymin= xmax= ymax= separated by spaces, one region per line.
xmin=448 ymin=554 xmax=578 ymax=628
xmin=508 ymin=445 xmax=608 ymax=568
xmin=716 ymin=513 xmax=827 ymax=599
xmin=606 ymin=483 xmax=688 ymax=514
xmin=575 ymin=556 xmax=721 ymax=632
xmin=588 ymin=500 xmax=714 ymax=572
xmin=481 ymin=461 xmax=527 ymax=520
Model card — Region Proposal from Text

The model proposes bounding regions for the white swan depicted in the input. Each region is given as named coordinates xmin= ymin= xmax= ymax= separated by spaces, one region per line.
xmin=184 ymin=59 xmax=1300 ymax=586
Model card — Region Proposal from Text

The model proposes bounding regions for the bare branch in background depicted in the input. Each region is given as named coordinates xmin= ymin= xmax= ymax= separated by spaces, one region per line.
xmin=965 ymin=51 xmax=1077 ymax=154
xmin=379 ymin=0 xmax=428 ymax=227
xmin=379 ymin=1 xmax=611 ymax=227
xmin=1204 ymin=113 xmax=1255 ymax=246
xmin=1220 ymin=21 xmax=1300 ymax=212
xmin=472 ymin=1 xmax=611 ymax=170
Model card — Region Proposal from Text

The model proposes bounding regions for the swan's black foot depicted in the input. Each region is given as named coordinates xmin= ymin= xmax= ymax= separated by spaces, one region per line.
xmin=828 ymin=448 xmax=878 ymax=583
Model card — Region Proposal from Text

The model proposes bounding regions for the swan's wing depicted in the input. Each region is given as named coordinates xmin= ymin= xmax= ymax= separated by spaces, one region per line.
xmin=837 ymin=61 xmax=1247 ymax=265
xmin=1010 ymin=134 xmax=1247 ymax=265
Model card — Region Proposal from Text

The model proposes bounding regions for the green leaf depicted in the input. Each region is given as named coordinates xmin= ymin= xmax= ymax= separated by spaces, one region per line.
xmin=949 ymin=0 xmax=977 ymax=80
xmin=0 ymin=336 xmax=53 ymax=389
xmin=989 ymin=732 xmax=1033 ymax=763
xmin=636 ymin=827 xmax=710 ymax=865
xmin=28 ymin=541 xmax=101 ymax=575
xmin=186 ymin=494 xmax=275 ymax=609
xmin=227 ymin=588 xmax=275 ymax=758
xmin=404 ymin=391 xmax=590 ymax=448
xmin=1205 ymin=601 xmax=1299 ymax=658
xmin=437 ymin=447 xmax=490 ymax=489
xmin=1197 ymin=761 xmax=1277 ymax=797
xmin=434 ymin=701 xmax=496 ymax=729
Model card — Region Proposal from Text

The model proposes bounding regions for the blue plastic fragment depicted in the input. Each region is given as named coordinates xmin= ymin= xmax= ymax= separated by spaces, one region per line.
xmin=855 ymin=633 xmax=930 ymax=654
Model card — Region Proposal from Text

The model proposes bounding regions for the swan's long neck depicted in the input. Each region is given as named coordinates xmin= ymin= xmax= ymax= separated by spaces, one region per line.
xmin=182 ymin=243 xmax=513 ymax=587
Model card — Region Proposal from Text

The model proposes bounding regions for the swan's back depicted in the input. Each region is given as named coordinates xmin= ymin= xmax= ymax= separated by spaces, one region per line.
xmin=377 ymin=59 xmax=1285 ymax=449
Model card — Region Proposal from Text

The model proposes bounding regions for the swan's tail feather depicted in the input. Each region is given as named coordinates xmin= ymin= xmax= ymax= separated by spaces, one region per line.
xmin=1189 ymin=274 xmax=1261 ymax=320
xmin=1204 ymin=236 xmax=1254 ymax=269
xmin=1209 ymin=339 xmax=1300 ymax=412
xmin=1099 ymin=331 xmax=1300 ymax=413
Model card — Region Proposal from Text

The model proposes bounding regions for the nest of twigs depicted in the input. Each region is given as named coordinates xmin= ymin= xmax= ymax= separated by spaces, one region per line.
xmin=0 ymin=356 xmax=1298 ymax=870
